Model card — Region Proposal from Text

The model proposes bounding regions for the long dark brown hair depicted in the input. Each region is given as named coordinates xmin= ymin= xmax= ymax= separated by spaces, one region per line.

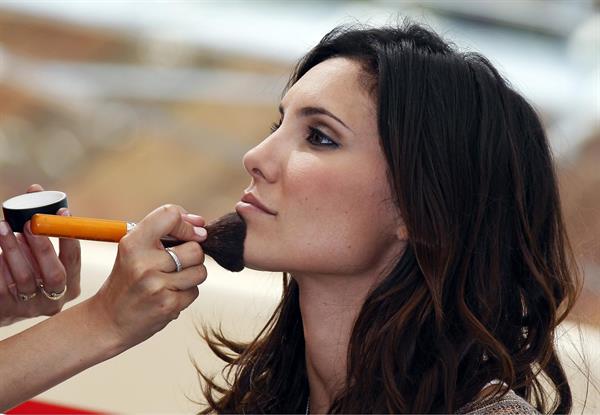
xmin=198 ymin=21 xmax=581 ymax=413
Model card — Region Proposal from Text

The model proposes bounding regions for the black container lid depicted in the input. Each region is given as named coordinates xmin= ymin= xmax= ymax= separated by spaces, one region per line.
xmin=2 ymin=191 xmax=68 ymax=233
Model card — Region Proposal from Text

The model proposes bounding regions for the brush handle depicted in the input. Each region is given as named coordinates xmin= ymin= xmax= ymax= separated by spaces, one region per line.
xmin=30 ymin=214 xmax=183 ymax=246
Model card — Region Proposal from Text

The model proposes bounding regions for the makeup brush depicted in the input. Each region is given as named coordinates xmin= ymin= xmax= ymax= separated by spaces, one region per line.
xmin=198 ymin=212 xmax=246 ymax=272
xmin=29 ymin=212 xmax=247 ymax=272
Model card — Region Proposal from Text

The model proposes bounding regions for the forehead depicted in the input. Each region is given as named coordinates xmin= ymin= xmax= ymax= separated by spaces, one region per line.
xmin=282 ymin=58 xmax=376 ymax=127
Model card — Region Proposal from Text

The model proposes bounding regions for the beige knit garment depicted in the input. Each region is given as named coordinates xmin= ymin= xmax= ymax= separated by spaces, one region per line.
xmin=456 ymin=389 xmax=540 ymax=414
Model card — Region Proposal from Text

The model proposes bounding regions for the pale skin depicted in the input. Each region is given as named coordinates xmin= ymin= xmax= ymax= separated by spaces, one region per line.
xmin=0 ymin=202 xmax=208 ymax=411
xmin=237 ymin=57 xmax=408 ymax=413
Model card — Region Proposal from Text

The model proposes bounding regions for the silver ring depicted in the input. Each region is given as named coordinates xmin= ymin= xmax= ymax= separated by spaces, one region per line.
xmin=40 ymin=283 xmax=67 ymax=301
xmin=165 ymin=247 xmax=183 ymax=272
xmin=17 ymin=290 xmax=37 ymax=302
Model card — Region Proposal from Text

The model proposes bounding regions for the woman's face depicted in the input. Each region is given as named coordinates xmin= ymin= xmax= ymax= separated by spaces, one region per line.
xmin=236 ymin=57 xmax=405 ymax=277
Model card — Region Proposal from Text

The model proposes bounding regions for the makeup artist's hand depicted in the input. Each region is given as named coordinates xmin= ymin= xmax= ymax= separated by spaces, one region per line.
xmin=88 ymin=204 xmax=207 ymax=351
xmin=0 ymin=184 xmax=81 ymax=327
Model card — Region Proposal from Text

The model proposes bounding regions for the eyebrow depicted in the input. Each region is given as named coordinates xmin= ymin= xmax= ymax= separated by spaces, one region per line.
xmin=278 ymin=104 xmax=353 ymax=133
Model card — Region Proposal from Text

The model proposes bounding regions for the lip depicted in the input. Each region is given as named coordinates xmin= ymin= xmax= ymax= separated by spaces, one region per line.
xmin=239 ymin=192 xmax=277 ymax=216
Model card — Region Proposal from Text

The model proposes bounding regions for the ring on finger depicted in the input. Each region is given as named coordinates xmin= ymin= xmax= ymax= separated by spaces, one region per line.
xmin=17 ymin=290 xmax=37 ymax=302
xmin=165 ymin=247 xmax=183 ymax=272
xmin=40 ymin=283 xmax=67 ymax=301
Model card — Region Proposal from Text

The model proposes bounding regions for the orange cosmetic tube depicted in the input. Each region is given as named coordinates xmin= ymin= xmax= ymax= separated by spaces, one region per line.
xmin=31 ymin=214 xmax=129 ymax=243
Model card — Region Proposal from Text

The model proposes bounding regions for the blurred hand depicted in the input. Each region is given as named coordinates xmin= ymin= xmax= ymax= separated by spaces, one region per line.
xmin=0 ymin=184 xmax=81 ymax=326
xmin=88 ymin=204 xmax=207 ymax=350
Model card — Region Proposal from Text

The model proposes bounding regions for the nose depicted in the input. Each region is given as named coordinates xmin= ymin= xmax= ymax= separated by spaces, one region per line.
xmin=242 ymin=134 xmax=279 ymax=184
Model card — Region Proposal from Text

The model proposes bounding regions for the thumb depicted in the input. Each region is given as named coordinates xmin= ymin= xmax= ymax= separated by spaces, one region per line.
xmin=169 ymin=215 xmax=207 ymax=242
xmin=132 ymin=205 xmax=205 ymax=247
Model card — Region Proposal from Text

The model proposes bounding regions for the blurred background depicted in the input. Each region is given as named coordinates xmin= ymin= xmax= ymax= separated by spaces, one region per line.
xmin=0 ymin=0 xmax=599 ymax=412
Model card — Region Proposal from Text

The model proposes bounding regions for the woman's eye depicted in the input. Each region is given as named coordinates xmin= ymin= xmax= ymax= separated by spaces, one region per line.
xmin=270 ymin=119 xmax=282 ymax=133
xmin=269 ymin=120 xmax=338 ymax=148
xmin=307 ymin=127 xmax=339 ymax=148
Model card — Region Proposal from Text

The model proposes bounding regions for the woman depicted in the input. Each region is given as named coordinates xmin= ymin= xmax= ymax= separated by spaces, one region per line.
xmin=1 ymin=21 xmax=580 ymax=414
xmin=199 ymin=22 xmax=580 ymax=413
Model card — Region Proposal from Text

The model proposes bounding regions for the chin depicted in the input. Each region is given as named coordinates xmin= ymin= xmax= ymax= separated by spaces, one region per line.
xmin=243 ymin=261 xmax=286 ymax=273
xmin=242 ymin=249 xmax=292 ymax=273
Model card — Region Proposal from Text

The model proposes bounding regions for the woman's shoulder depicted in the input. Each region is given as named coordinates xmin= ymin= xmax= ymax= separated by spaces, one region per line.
xmin=456 ymin=389 xmax=540 ymax=415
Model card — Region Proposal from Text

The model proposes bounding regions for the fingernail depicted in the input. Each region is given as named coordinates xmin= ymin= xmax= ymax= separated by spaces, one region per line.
xmin=61 ymin=209 xmax=72 ymax=216
xmin=186 ymin=214 xmax=203 ymax=221
xmin=193 ymin=227 xmax=207 ymax=238
xmin=0 ymin=221 xmax=10 ymax=236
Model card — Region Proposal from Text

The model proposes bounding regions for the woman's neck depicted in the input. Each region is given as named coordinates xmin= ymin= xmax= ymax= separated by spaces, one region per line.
xmin=296 ymin=273 xmax=379 ymax=413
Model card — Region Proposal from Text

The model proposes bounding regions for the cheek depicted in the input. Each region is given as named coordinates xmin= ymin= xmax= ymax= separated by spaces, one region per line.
xmin=284 ymin=154 xmax=356 ymax=224
xmin=280 ymin=154 xmax=396 ymax=273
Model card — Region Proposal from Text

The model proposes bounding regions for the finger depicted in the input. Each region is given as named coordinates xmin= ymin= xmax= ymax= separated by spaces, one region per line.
xmin=176 ymin=285 xmax=200 ymax=311
xmin=23 ymin=222 xmax=67 ymax=294
xmin=15 ymin=233 xmax=43 ymax=282
xmin=170 ymin=214 xmax=207 ymax=242
xmin=160 ymin=241 xmax=205 ymax=273
xmin=0 ymin=254 xmax=12 ymax=298
xmin=0 ymin=221 xmax=37 ymax=295
xmin=183 ymin=213 xmax=205 ymax=227
xmin=133 ymin=205 xmax=206 ymax=247
xmin=1 ymin=255 xmax=17 ymax=300
xmin=27 ymin=184 xmax=44 ymax=193
xmin=56 ymin=209 xmax=81 ymax=299
xmin=166 ymin=264 xmax=207 ymax=291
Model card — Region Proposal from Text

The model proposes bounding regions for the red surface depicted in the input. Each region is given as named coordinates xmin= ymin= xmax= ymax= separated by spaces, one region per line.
xmin=7 ymin=400 xmax=99 ymax=414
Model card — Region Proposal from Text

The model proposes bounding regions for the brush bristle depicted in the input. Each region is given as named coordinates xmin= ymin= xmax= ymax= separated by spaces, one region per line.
xmin=200 ymin=212 xmax=246 ymax=272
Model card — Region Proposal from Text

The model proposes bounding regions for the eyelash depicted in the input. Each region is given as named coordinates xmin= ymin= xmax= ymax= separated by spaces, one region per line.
xmin=269 ymin=120 xmax=281 ymax=133
xmin=270 ymin=120 xmax=339 ymax=148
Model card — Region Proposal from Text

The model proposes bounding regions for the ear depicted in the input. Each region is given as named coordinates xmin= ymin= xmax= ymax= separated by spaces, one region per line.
xmin=394 ymin=214 xmax=409 ymax=241
xmin=395 ymin=224 xmax=409 ymax=241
